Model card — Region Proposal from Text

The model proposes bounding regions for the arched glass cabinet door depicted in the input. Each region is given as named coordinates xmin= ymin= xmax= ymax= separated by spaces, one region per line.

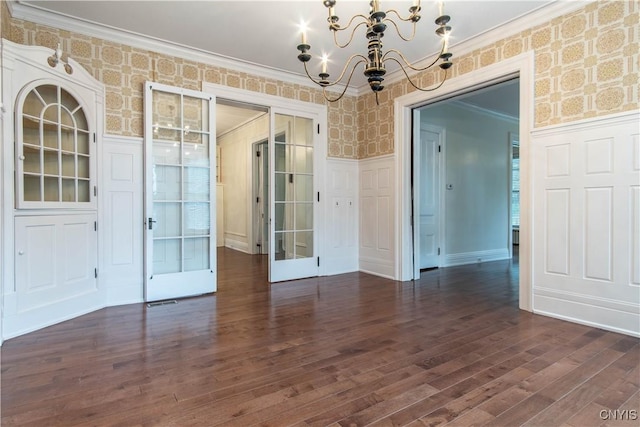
xmin=16 ymin=83 xmax=94 ymax=209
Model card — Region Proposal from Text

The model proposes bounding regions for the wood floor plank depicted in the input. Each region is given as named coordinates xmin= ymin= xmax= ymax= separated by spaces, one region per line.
xmin=1 ymin=248 xmax=638 ymax=426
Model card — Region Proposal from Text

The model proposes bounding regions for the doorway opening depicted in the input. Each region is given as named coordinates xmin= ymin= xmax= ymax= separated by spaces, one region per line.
xmin=412 ymin=78 xmax=520 ymax=275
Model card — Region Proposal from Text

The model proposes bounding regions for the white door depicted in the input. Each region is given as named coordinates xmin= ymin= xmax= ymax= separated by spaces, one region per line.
xmin=144 ymin=82 xmax=216 ymax=301
xmin=254 ymin=141 xmax=269 ymax=255
xmin=414 ymin=119 xmax=443 ymax=275
xmin=269 ymin=110 xmax=318 ymax=282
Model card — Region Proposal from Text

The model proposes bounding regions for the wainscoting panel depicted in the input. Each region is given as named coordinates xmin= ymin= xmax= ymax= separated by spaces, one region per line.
xmin=324 ymin=159 xmax=358 ymax=275
xmin=359 ymin=155 xmax=395 ymax=279
xmin=101 ymin=136 xmax=144 ymax=305
xmin=532 ymin=111 xmax=640 ymax=337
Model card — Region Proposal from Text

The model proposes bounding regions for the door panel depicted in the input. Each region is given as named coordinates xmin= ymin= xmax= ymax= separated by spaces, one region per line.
xmin=269 ymin=111 xmax=318 ymax=282
xmin=419 ymin=128 xmax=441 ymax=269
xmin=144 ymin=82 xmax=216 ymax=301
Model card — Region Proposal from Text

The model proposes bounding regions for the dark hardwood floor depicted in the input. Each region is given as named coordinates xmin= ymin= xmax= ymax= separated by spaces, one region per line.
xmin=2 ymin=248 xmax=638 ymax=426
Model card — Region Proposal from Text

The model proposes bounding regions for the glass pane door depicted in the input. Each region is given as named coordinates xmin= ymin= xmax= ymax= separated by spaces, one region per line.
xmin=144 ymin=82 xmax=216 ymax=301
xmin=269 ymin=111 xmax=318 ymax=282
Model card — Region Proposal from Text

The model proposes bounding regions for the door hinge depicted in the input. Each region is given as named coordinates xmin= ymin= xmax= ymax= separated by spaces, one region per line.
xmin=93 ymin=133 xmax=96 ymax=143
xmin=438 ymin=247 xmax=441 ymax=255
xmin=94 ymin=268 xmax=98 ymax=278
xmin=94 ymin=186 xmax=97 ymax=197
xmin=256 ymin=151 xmax=260 ymax=157
xmin=438 ymin=145 xmax=441 ymax=153
xmin=317 ymin=256 xmax=320 ymax=267
xmin=256 ymin=196 xmax=260 ymax=203
xmin=317 ymin=192 xmax=320 ymax=202
xmin=317 ymin=124 xmax=320 ymax=134
xmin=94 ymin=221 xmax=97 ymax=231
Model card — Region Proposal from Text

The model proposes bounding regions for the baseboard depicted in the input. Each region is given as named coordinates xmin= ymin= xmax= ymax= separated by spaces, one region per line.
xmin=224 ymin=237 xmax=250 ymax=254
xmin=534 ymin=289 xmax=640 ymax=337
xmin=444 ymin=248 xmax=510 ymax=267
xmin=359 ymin=256 xmax=395 ymax=280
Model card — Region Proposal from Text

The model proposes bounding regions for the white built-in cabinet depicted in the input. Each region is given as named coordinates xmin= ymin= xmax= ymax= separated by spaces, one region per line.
xmin=2 ymin=40 xmax=105 ymax=339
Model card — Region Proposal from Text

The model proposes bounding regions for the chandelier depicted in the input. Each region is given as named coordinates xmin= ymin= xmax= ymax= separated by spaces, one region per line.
xmin=297 ymin=0 xmax=453 ymax=104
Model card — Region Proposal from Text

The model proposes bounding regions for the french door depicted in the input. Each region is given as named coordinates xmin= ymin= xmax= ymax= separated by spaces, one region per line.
xmin=269 ymin=110 xmax=319 ymax=282
xmin=144 ymin=82 xmax=216 ymax=301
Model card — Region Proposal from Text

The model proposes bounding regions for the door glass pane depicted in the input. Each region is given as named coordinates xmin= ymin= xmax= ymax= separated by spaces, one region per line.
xmin=184 ymin=167 xmax=209 ymax=201
xmin=184 ymin=134 xmax=209 ymax=167
xmin=183 ymin=96 xmax=208 ymax=133
xmin=24 ymin=176 xmax=40 ymax=201
xmin=184 ymin=237 xmax=210 ymax=271
xmin=23 ymin=147 xmax=41 ymax=174
xmin=153 ymin=165 xmax=181 ymax=200
xmin=61 ymin=178 xmax=75 ymax=202
xmin=42 ymin=122 xmax=58 ymax=149
xmin=153 ymin=202 xmax=182 ymax=238
xmin=43 ymin=150 xmax=58 ymax=175
xmin=152 ymin=91 xmax=181 ymax=129
xmin=153 ymin=239 xmax=181 ymax=274
xmin=43 ymin=177 xmax=59 ymax=201
xmin=184 ymin=202 xmax=210 ymax=236
xmin=23 ymin=117 xmax=40 ymax=146
xmin=153 ymin=129 xmax=182 ymax=165
xmin=273 ymin=113 xmax=314 ymax=261
xmin=61 ymin=127 xmax=75 ymax=152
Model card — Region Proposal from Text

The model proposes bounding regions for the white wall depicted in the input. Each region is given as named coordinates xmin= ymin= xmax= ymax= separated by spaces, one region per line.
xmin=531 ymin=111 xmax=640 ymax=337
xmin=218 ymin=115 xmax=269 ymax=253
xmin=359 ymin=154 xmax=395 ymax=279
xmin=420 ymin=103 xmax=517 ymax=266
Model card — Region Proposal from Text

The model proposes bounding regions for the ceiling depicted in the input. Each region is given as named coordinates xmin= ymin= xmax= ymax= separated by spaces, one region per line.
xmin=15 ymin=1 xmax=549 ymax=132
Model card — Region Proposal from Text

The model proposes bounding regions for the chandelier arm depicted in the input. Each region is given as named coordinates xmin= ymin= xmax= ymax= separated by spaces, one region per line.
xmin=321 ymin=60 xmax=366 ymax=102
xmin=332 ymin=20 xmax=369 ymax=49
xmin=382 ymin=45 xmax=444 ymax=72
xmin=386 ymin=57 xmax=449 ymax=92
xmin=305 ymin=54 xmax=368 ymax=88
xmin=385 ymin=9 xmax=418 ymax=23
xmin=383 ymin=16 xmax=417 ymax=42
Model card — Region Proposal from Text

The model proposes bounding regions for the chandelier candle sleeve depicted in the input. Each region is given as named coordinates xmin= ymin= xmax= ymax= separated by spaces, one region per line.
xmin=297 ymin=0 xmax=453 ymax=104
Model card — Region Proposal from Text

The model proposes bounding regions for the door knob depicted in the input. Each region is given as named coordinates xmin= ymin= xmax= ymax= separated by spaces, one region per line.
xmin=18 ymin=250 xmax=24 ymax=255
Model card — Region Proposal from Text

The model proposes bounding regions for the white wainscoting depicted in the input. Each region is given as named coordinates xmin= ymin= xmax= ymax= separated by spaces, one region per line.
xmin=444 ymin=248 xmax=511 ymax=267
xmin=531 ymin=111 xmax=640 ymax=337
xmin=101 ymin=136 xmax=144 ymax=305
xmin=324 ymin=158 xmax=359 ymax=275
xmin=359 ymin=155 xmax=395 ymax=279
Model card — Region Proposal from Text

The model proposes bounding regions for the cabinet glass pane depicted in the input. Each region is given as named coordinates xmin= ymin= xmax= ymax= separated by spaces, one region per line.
xmin=152 ymin=91 xmax=181 ymax=129
xmin=183 ymin=96 xmax=208 ymax=132
xmin=61 ymin=88 xmax=79 ymax=112
xmin=184 ymin=202 xmax=210 ymax=236
xmin=43 ymin=105 xmax=58 ymax=123
xmin=153 ymin=239 xmax=181 ymax=274
xmin=78 ymin=180 xmax=90 ymax=202
xmin=62 ymin=178 xmax=75 ymax=202
xmin=37 ymin=85 xmax=58 ymax=105
xmin=153 ymin=165 xmax=181 ymax=200
xmin=24 ymin=175 xmax=41 ymax=201
xmin=43 ymin=177 xmax=59 ymax=201
xmin=78 ymin=156 xmax=89 ymax=179
xmin=61 ymin=127 xmax=75 ymax=152
xmin=22 ymin=116 xmax=40 ymax=146
xmin=62 ymin=153 xmax=75 ymax=177
xmin=23 ymin=90 xmax=44 ymax=117
xmin=42 ymin=122 xmax=58 ymax=149
xmin=153 ymin=202 xmax=181 ymax=238
xmin=184 ymin=167 xmax=209 ymax=201
xmin=60 ymin=109 xmax=74 ymax=128
xmin=184 ymin=134 xmax=209 ymax=166
xmin=74 ymin=109 xmax=88 ymax=131
xmin=23 ymin=146 xmax=41 ymax=174
xmin=43 ymin=150 xmax=59 ymax=175
xmin=184 ymin=237 xmax=209 ymax=271
xmin=77 ymin=131 xmax=90 ymax=155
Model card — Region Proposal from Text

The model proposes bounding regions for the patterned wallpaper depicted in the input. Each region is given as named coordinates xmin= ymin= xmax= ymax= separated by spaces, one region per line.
xmin=358 ymin=0 xmax=639 ymax=157
xmin=2 ymin=1 xmax=638 ymax=160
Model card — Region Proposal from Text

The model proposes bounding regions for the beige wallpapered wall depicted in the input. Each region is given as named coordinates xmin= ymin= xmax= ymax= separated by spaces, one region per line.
xmin=2 ymin=1 xmax=638 ymax=160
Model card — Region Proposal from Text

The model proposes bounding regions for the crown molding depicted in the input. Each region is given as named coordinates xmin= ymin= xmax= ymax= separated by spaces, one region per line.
xmin=355 ymin=0 xmax=591 ymax=95
xmin=9 ymin=1 xmax=358 ymax=98
xmin=450 ymin=100 xmax=519 ymax=124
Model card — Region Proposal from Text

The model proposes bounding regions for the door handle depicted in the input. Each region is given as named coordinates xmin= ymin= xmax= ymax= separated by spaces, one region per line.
xmin=148 ymin=217 xmax=157 ymax=230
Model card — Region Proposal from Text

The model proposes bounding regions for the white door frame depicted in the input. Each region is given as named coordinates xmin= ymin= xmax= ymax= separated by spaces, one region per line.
xmin=252 ymin=139 xmax=269 ymax=255
xmin=412 ymin=121 xmax=445 ymax=278
xmin=202 ymin=82 xmax=328 ymax=277
xmin=394 ymin=52 xmax=534 ymax=311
